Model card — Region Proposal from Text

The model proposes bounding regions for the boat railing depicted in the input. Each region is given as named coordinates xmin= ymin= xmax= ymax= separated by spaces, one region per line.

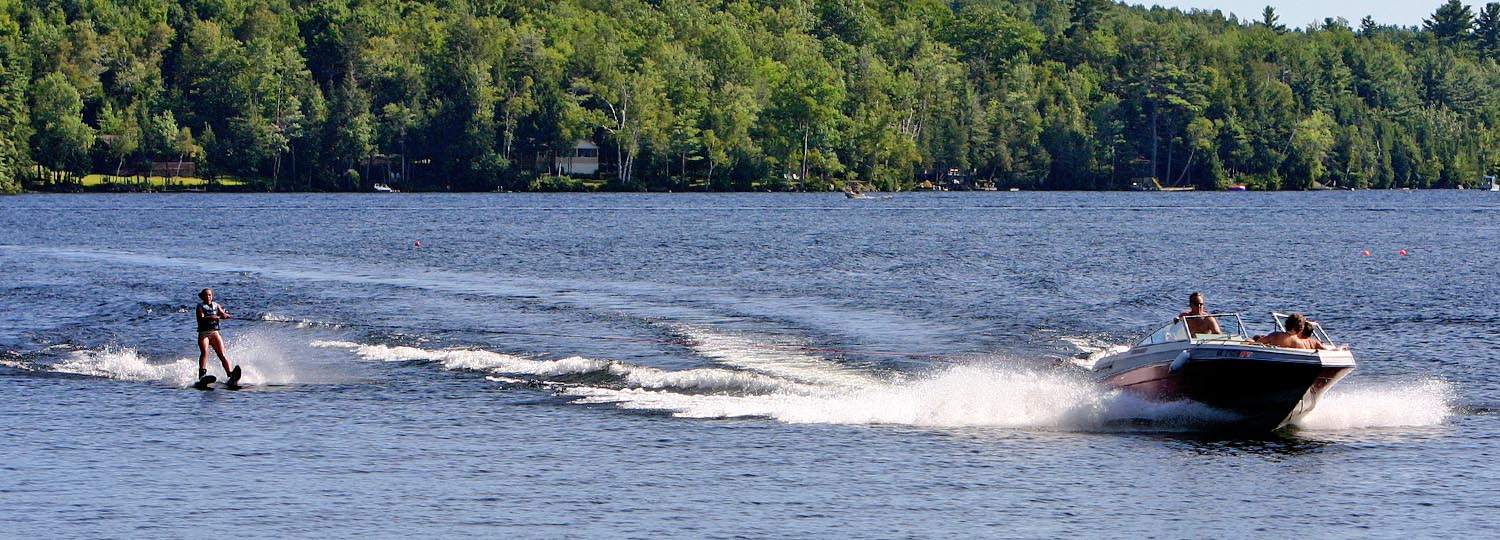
xmin=1184 ymin=312 xmax=1248 ymax=342
xmin=1131 ymin=312 xmax=1348 ymax=350
xmin=1135 ymin=313 xmax=1248 ymax=346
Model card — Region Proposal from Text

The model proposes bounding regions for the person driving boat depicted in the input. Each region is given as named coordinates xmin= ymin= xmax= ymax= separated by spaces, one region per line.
xmin=1176 ymin=292 xmax=1223 ymax=336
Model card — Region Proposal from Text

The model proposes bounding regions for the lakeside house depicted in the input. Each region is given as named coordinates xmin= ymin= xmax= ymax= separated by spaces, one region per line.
xmin=555 ymin=140 xmax=600 ymax=176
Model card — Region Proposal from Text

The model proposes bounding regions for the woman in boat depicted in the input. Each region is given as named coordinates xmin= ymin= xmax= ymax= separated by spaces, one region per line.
xmin=1254 ymin=313 xmax=1315 ymax=349
xmin=1298 ymin=319 xmax=1343 ymax=350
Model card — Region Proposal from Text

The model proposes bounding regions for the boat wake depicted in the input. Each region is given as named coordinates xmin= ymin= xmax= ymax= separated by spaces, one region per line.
xmin=315 ymin=326 xmax=1458 ymax=433
xmin=1291 ymin=378 xmax=1455 ymax=430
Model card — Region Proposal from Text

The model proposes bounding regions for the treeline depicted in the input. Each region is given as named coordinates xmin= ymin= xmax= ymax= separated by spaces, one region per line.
xmin=3 ymin=0 xmax=1500 ymax=193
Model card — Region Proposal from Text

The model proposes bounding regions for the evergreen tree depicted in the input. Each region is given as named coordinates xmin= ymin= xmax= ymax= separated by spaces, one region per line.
xmin=1260 ymin=6 xmax=1286 ymax=33
xmin=1476 ymin=3 xmax=1500 ymax=59
xmin=1425 ymin=0 xmax=1476 ymax=48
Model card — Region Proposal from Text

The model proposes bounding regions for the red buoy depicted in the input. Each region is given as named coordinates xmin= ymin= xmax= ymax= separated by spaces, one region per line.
xmin=1362 ymin=250 xmax=1371 ymax=257
xmin=1399 ymin=249 xmax=1408 ymax=256
xmin=415 ymin=240 xmax=422 ymax=247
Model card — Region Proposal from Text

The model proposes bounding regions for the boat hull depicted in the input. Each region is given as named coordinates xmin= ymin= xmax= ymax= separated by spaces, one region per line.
xmin=1096 ymin=343 xmax=1354 ymax=431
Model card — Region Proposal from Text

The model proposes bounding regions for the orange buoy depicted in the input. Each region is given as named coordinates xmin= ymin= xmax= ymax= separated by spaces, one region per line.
xmin=1362 ymin=250 xmax=1371 ymax=257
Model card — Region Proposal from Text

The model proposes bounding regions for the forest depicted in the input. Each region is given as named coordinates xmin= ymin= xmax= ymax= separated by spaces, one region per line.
xmin=3 ymin=0 xmax=1500 ymax=193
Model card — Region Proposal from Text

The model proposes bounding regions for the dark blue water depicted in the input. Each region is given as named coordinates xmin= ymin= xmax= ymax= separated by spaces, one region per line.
xmin=2 ymin=191 xmax=1496 ymax=539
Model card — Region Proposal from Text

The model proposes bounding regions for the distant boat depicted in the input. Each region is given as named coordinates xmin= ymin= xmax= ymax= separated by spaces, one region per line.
xmin=1131 ymin=177 xmax=1195 ymax=191
xmin=1487 ymin=175 xmax=1499 ymax=192
xmin=1227 ymin=184 xmax=1248 ymax=191
xmin=373 ymin=183 xmax=399 ymax=193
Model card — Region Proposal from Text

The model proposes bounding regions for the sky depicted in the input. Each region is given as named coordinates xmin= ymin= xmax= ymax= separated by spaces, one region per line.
xmin=1145 ymin=1 xmax=1439 ymax=29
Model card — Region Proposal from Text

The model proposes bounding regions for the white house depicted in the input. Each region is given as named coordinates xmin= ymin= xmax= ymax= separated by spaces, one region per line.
xmin=554 ymin=140 xmax=600 ymax=176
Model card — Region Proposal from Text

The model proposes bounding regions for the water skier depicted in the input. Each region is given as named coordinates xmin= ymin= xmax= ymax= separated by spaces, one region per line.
xmin=196 ymin=288 xmax=240 ymax=382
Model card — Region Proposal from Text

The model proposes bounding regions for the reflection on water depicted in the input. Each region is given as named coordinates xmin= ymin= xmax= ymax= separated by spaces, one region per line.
xmin=1161 ymin=432 xmax=1333 ymax=457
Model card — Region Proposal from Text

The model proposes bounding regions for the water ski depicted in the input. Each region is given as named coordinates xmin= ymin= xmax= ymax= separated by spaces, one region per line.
xmin=193 ymin=375 xmax=217 ymax=390
xmin=225 ymin=366 xmax=243 ymax=390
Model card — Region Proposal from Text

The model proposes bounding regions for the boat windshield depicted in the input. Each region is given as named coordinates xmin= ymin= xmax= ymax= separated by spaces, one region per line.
xmin=1135 ymin=313 xmax=1248 ymax=346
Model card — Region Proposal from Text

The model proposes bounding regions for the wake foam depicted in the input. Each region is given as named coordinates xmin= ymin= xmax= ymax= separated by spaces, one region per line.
xmin=53 ymin=347 xmax=200 ymax=385
xmin=317 ymin=337 xmax=1239 ymax=430
xmin=0 ymin=353 xmax=35 ymax=371
xmin=671 ymin=324 xmax=885 ymax=388
xmin=45 ymin=329 xmax=353 ymax=387
xmin=314 ymin=340 xmax=611 ymax=376
xmin=566 ymin=364 xmax=1101 ymax=427
xmin=259 ymin=312 xmax=332 ymax=329
xmin=565 ymin=363 xmax=1246 ymax=430
xmin=1292 ymin=378 xmax=1455 ymax=430
xmin=1056 ymin=335 xmax=1131 ymax=370
xmin=313 ymin=340 xmax=822 ymax=395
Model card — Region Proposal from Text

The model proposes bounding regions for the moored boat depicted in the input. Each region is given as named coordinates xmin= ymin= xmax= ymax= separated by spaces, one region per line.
xmin=1130 ymin=177 xmax=1196 ymax=191
xmin=1092 ymin=312 xmax=1355 ymax=431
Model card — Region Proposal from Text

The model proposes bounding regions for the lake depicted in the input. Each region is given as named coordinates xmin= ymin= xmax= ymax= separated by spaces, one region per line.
xmin=2 ymin=191 xmax=1496 ymax=539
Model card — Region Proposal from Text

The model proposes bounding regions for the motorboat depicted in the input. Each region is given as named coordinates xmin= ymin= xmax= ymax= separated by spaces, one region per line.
xmin=1091 ymin=312 xmax=1355 ymax=431
xmin=372 ymin=183 xmax=400 ymax=193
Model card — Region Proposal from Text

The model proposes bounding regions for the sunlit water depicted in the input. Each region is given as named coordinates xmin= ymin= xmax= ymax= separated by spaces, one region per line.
xmin=2 ymin=191 xmax=1496 ymax=539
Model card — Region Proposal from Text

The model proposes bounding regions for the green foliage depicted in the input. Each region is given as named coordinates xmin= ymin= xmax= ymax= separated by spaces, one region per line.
xmin=3 ymin=0 xmax=1499 ymax=192
xmin=29 ymin=71 xmax=93 ymax=174
xmin=0 ymin=20 xmax=28 ymax=193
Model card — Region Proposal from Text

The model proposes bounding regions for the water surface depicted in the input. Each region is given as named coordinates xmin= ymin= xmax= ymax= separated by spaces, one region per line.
xmin=2 ymin=191 xmax=1496 ymax=538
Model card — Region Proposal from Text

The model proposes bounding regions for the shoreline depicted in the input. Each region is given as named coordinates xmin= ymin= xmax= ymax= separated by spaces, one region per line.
xmin=6 ymin=187 xmax=1446 ymax=195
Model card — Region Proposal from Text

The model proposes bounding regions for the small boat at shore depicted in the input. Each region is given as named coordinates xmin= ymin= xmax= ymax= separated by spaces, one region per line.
xmin=1130 ymin=177 xmax=1196 ymax=191
xmin=373 ymin=183 xmax=400 ymax=193
xmin=1091 ymin=312 xmax=1355 ymax=431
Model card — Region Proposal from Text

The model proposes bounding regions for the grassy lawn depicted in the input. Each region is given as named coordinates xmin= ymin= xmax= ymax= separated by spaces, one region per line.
xmin=79 ymin=174 xmax=248 ymax=188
